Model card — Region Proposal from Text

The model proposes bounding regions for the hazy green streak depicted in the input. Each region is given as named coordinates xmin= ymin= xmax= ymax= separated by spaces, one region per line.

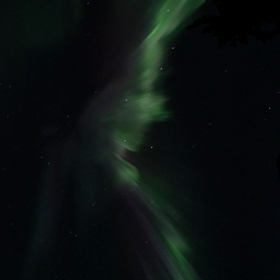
xmin=111 ymin=0 xmax=205 ymax=155
xmin=107 ymin=0 xmax=205 ymax=279
xmin=112 ymin=0 xmax=204 ymax=178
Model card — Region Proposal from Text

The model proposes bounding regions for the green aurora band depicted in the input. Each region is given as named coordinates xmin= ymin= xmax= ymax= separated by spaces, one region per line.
xmin=100 ymin=0 xmax=205 ymax=279
xmin=23 ymin=0 xmax=205 ymax=279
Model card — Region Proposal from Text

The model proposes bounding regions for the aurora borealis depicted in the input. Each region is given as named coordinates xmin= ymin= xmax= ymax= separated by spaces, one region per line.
xmin=2 ymin=0 xmax=280 ymax=279
xmin=16 ymin=0 xmax=205 ymax=279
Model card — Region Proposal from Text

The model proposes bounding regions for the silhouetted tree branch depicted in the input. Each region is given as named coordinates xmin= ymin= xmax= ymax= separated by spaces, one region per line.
xmin=189 ymin=0 xmax=280 ymax=46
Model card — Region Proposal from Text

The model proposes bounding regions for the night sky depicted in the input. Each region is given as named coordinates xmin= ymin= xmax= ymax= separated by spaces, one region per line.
xmin=1 ymin=0 xmax=280 ymax=280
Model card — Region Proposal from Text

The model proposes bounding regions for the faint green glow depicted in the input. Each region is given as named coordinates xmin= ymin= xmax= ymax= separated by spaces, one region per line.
xmin=106 ymin=0 xmax=205 ymax=279
xmin=115 ymin=157 xmax=140 ymax=187
xmin=111 ymin=0 xmax=204 ymax=179
xmin=4 ymin=0 xmax=84 ymax=50
xmin=111 ymin=0 xmax=205 ymax=154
